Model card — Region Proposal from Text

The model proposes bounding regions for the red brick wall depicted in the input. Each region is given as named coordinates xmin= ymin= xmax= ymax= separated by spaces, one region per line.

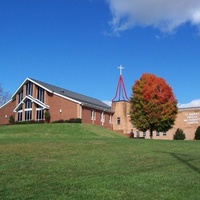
xmin=82 ymin=107 xmax=91 ymax=124
xmin=82 ymin=106 xmax=113 ymax=129
xmin=0 ymin=100 xmax=16 ymax=124
xmin=47 ymin=93 xmax=79 ymax=122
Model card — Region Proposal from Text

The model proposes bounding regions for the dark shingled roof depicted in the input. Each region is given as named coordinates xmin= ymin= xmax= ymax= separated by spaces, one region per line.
xmin=30 ymin=78 xmax=112 ymax=112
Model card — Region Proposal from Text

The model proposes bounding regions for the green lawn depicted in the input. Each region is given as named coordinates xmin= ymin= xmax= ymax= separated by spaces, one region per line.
xmin=0 ymin=123 xmax=200 ymax=200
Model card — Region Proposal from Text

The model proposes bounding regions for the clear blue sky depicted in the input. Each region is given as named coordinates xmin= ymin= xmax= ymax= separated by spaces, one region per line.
xmin=1 ymin=0 xmax=200 ymax=107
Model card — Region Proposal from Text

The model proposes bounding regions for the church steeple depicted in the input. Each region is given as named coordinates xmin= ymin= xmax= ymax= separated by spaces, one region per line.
xmin=112 ymin=65 xmax=129 ymax=102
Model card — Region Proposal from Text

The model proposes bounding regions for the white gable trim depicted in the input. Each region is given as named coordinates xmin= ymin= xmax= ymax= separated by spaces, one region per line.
xmin=11 ymin=78 xmax=53 ymax=99
xmin=0 ymin=99 xmax=12 ymax=109
xmin=13 ymin=95 xmax=50 ymax=112
xmin=11 ymin=78 xmax=81 ymax=105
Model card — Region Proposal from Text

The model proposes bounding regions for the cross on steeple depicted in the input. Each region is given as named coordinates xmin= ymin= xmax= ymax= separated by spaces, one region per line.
xmin=112 ymin=65 xmax=129 ymax=102
xmin=118 ymin=65 xmax=124 ymax=76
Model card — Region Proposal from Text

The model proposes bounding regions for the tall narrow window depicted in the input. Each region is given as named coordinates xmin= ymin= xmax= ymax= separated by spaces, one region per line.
xmin=37 ymin=86 xmax=44 ymax=102
xmin=91 ymin=110 xmax=93 ymax=120
xmin=91 ymin=110 xmax=96 ymax=120
xmin=25 ymin=110 xmax=32 ymax=121
xmin=18 ymin=90 xmax=23 ymax=103
xmin=36 ymin=106 xmax=44 ymax=121
xmin=136 ymin=131 xmax=140 ymax=137
xmin=26 ymin=81 xmax=33 ymax=96
xmin=24 ymin=99 xmax=32 ymax=121
xmin=25 ymin=99 xmax=32 ymax=109
xmin=18 ymin=111 xmax=22 ymax=122
xmin=109 ymin=115 xmax=112 ymax=124
xmin=117 ymin=117 xmax=120 ymax=125
xmin=101 ymin=112 xmax=105 ymax=122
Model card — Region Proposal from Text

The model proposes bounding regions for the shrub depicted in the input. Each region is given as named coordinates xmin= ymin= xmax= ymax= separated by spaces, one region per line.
xmin=44 ymin=110 xmax=51 ymax=123
xmin=194 ymin=126 xmax=200 ymax=140
xmin=58 ymin=119 xmax=64 ymax=123
xmin=9 ymin=115 xmax=15 ymax=124
xmin=52 ymin=119 xmax=64 ymax=123
xmin=53 ymin=118 xmax=82 ymax=123
xmin=15 ymin=121 xmax=30 ymax=125
xmin=68 ymin=118 xmax=82 ymax=123
xmin=173 ymin=128 xmax=185 ymax=140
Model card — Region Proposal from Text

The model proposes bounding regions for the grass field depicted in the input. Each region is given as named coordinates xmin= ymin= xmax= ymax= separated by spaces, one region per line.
xmin=0 ymin=123 xmax=200 ymax=200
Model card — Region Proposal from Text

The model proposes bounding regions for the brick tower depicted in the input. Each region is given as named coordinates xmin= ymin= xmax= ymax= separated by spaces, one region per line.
xmin=112 ymin=65 xmax=133 ymax=134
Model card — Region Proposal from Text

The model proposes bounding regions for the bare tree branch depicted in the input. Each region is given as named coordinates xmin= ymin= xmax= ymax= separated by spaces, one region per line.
xmin=0 ymin=84 xmax=11 ymax=106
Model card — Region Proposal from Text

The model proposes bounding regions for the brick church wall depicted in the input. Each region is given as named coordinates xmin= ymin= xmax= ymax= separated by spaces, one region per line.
xmin=47 ymin=93 xmax=79 ymax=122
xmin=0 ymin=100 xmax=16 ymax=124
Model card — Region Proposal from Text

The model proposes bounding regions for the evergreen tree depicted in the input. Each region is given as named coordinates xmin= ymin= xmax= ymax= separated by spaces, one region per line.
xmin=173 ymin=128 xmax=185 ymax=140
xmin=194 ymin=126 xmax=200 ymax=140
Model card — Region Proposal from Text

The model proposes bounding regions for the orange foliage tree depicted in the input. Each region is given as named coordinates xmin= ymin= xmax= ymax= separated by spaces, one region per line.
xmin=130 ymin=73 xmax=178 ymax=139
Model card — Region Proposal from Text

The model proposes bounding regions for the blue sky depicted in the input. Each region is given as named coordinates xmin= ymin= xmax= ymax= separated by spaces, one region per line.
xmin=1 ymin=0 xmax=200 ymax=107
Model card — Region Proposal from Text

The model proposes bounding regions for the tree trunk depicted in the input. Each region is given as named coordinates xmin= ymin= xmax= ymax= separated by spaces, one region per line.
xmin=150 ymin=128 xmax=153 ymax=139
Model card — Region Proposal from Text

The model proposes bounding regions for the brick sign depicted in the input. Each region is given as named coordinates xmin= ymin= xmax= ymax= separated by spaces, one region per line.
xmin=184 ymin=112 xmax=200 ymax=124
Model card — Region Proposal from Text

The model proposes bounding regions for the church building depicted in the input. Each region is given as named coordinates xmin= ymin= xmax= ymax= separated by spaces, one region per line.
xmin=0 ymin=77 xmax=113 ymax=129
xmin=1 ymin=67 xmax=199 ymax=140
xmin=111 ymin=66 xmax=200 ymax=140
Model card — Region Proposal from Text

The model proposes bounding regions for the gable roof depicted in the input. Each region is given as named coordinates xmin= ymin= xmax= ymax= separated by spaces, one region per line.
xmin=14 ymin=78 xmax=112 ymax=112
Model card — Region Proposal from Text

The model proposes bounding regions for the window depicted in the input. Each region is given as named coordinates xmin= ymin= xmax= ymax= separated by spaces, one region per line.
xmin=37 ymin=86 xmax=44 ymax=102
xmin=116 ymin=117 xmax=120 ymax=125
xmin=101 ymin=112 xmax=105 ymax=122
xmin=136 ymin=131 xmax=140 ymax=137
xmin=109 ymin=115 xmax=112 ymax=124
xmin=163 ymin=132 xmax=167 ymax=136
xmin=25 ymin=110 xmax=32 ymax=121
xmin=25 ymin=99 xmax=32 ymax=109
xmin=18 ymin=111 xmax=22 ymax=122
xmin=156 ymin=131 xmax=160 ymax=136
xmin=36 ymin=109 xmax=44 ymax=121
xmin=143 ymin=132 xmax=146 ymax=137
xmin=24 ymin=99 xmax=32 ymax=121
xmin=91 ymin=110 xmax=96 ymax=120
xmin=18 ymin=90 xmax=23 ymax=103
xmin=26 ymin=81 xmax=33 ymax=96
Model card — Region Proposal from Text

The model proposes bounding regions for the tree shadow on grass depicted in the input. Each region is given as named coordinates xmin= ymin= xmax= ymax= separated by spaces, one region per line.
xmin=169 ymin=152 xmax=200 ymax=174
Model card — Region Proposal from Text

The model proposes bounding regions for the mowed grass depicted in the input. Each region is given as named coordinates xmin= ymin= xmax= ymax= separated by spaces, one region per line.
xmin=0 ymin=124 xmax=200 ymax=200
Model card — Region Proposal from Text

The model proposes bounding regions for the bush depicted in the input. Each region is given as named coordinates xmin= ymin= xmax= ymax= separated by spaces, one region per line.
xmin=52 ymin=119 xmax=64 ymax=123
xmin=15 ymin=121 xmax=30 ymax=125
xmin=173 ymin=128 xmax=185 ymax=140
xmin=68 ymin=118 xmax=82 ymax=123
xmin=194 ymin=126 xmax=200 ymax=140
xmin=53 ymin=118 xmax=82 ymax=123
xmin=9 ymin=115 xmax=15 ymax=124
xmin=44 ymin=110 xmax=51 ymax=123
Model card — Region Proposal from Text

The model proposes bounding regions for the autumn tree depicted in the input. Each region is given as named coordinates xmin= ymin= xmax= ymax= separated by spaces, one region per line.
xmin=0 ymin=84 xmax=10 ymax=107
xmin=130 ymin=73 xmax=178 ymax=139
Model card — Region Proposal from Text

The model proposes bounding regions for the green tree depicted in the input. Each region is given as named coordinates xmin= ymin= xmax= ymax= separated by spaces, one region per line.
xmin=173 ymin=128 xmax=185 ymax=140
xmin=130 ymin=73 xmax=178 ymax=139
xmin=194 ymin=126 xmax=200 ymax=140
